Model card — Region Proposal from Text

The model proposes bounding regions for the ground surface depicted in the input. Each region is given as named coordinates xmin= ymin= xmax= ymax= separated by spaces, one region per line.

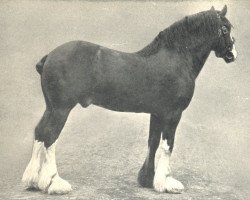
xmin=0 ymin=1 xmax=249 ymax=199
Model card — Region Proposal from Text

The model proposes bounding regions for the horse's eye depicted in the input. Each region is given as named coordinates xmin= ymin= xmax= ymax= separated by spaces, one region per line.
xmin=222 ymin=26 xmax=228 ymax=34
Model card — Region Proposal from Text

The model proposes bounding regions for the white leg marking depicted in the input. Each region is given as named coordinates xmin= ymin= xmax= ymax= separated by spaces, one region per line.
xmin=22 ymin=140 xmax=43 ymax=189
xmin=37 ymin=140 xmax=72 ymax=194
xmin=164 ymin=176 xmax=184 ymax=194
xmin=154 ymin=140 xmax=171 ymax=192
xmin=48 ymin=173 xmax=72 ymax=195
xmin=153 ymin=139 xmax=184 ymax=193
xmin=37 ymin=141 xmax=57 ymax=191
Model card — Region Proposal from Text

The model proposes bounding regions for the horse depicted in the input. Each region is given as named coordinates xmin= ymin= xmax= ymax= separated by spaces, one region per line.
xmin=22 ymin=5 xmax=237 ymax=195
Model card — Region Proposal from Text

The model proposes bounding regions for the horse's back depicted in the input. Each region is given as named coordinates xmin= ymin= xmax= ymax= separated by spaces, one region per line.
xmin=44 ymin=40 xmax=100 ymax=69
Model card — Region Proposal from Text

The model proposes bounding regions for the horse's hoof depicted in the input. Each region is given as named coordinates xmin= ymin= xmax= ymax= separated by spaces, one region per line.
xmin=22 ymin=173 xmax=39 ymax=190
xmin=165 ymin=176 xmax=184 ymax=194
xmin=153 ymin=174 xmax=167 ymax=193
xmin=37 ymin=155 xmax=58 ymax=191
xmin=22 ymin=162 xmax=40 ymax=189
xmin=48 ymin=174 xmax=72 ymax=195
xmin=154 ymin=176 xmax=184 ymax=193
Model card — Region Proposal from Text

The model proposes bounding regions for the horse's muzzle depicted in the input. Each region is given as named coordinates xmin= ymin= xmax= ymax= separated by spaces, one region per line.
xmin=223 ymin=44 xmax=238 ymax=63
xmin=216 ymin=43 xmax=237 ymax=63
xmin=223 ymin=51 xmax=235 ymax=63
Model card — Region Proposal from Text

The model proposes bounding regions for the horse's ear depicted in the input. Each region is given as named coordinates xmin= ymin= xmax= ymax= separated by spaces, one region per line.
xmin=211 ymin=6 xmax=215 ymax=11
xmin=220 ymin=5 xmax=227 ymax=16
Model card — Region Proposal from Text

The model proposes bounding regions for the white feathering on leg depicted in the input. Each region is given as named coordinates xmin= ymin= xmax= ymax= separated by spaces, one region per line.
xmin=37 ymin=140 xmax=72 ymax=194
xmin=165 ymin=176 xmax=184 ymax=194
xmin=22 ymin=140 xmax=44 ymax=189
xmin=153 ymin=139 xmax=171 ymax=192
xmin=48 ymin=173 xmax=72 ymax=194
xmin=38 ymin=141 xmax=57 ymax=191
xmin=153 ymin=139 xmax=184 ymax=193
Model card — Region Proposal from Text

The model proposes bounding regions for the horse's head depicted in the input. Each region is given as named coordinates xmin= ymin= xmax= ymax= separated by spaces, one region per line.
xmin=212 ymin=5 xmax=237 ymax=63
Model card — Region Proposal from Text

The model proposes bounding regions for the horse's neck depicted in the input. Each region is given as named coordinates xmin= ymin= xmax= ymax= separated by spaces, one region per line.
xmin=188 ymin=41 xmax=213 ymax=78
xmin=137 ymin=31 xmax=214 ymax=79
xmin=169 ymin=32 xmax=214 ymax=79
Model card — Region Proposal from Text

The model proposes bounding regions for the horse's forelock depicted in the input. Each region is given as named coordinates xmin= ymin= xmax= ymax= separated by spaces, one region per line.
xmin=221 ymin=16 xmax=233 ymax=28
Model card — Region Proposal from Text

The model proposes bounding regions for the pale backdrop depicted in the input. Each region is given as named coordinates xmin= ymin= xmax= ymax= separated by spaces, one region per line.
xmin=0 ymin=1 xmax=249 ymax=199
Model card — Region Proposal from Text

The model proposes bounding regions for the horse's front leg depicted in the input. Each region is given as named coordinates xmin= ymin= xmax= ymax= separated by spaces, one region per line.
xmin=153 ymin=111 xmax=184 ymax=194
xmin=138 ymin=114 xmax=163 ymax=187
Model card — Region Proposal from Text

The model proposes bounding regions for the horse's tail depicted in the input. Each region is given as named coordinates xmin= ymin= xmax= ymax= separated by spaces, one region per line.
xmin=36 ymin=55 xmax=48 ymax=75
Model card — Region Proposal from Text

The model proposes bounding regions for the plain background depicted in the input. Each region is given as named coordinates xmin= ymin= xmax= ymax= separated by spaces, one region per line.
xmin=0 ymin=0 xmax=249 ymax=199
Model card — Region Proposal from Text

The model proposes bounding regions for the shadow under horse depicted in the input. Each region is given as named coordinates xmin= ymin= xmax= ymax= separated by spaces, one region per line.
xmin=22 ymin=5 xmax=237 ymax=195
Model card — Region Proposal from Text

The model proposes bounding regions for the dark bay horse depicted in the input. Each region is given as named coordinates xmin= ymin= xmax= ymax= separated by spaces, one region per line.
xmin=22 ymin=5 xmax=237 ymax=194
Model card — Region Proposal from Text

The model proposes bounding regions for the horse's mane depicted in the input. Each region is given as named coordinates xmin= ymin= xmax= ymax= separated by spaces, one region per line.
xmin=137 ymin=10 xmax=222 ymax=56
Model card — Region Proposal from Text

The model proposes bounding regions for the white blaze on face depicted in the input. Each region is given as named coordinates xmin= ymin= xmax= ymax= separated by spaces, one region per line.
xmin=22 ymin=140 xmax=44 ymax=188
xmin=231 ymin=35 xmax=237 ymax=60
xmin=231 ymin=44 xmax=237 ymax=60
xmin=153 ymin=139 xmax=171 ymax=192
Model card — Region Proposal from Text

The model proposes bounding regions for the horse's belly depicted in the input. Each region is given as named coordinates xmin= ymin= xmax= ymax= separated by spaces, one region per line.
xmin=92 ymin=93 xmax=152 ymax=113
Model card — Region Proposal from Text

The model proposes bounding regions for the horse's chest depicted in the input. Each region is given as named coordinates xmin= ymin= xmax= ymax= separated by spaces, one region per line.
xmin=159 ymin=75 xmax=195 ymax=110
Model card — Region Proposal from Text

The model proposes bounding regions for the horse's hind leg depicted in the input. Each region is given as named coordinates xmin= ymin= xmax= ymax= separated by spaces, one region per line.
xmin=22 ymin=109 xmax=51 ymax=189
xmin=22 ymin=101 xmax=74 ymax=194
xmin=22 ymin=140 xmax=44 ymax=189
xmin=37 ymin=106 xmax=74 ymax=194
